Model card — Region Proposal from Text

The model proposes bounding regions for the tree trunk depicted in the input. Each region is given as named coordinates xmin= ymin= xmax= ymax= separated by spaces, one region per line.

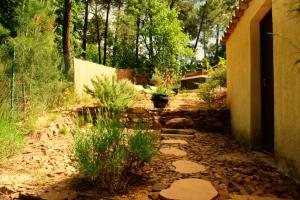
xmin=112 ymin=2 xmax=122 ymax=67
xmin=63 ymin=0 xmax=72 ymax=76
xmin=103 ymin=0 xmax=111 ymax=65
xmin=135 ymin=15 xmax=140 ymax=67
xmin=149 ymin=15 xmax=154 ymax=59
xmin=203 ymin=30 xmax=206 ymax=58
xmin=214 ymin=24 xmax=220 ymax=59
xmin=190 ymin=1 xmax=207 ymax=65
xmin=95 ymin=5 xmax=102 ymax=64
xmin=193 ymin=2 xmax=207 ymax=51
xmin=82 ymin=0 xmax=89 ymax=59
xmin=169 ymin=0 xmax=176 ymax=9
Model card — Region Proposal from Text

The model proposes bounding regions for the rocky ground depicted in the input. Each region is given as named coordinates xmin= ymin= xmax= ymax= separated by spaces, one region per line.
xmin=0 ymin=94 xmax=299 ymax=200
xmin=147 ymin=132 xmax=300 ymax=200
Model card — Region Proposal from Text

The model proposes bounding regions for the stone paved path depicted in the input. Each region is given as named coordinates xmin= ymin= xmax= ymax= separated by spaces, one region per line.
xmin=146 ymin=131 xmax=300 ymax=200
xmin=159 ymin=135 xmax=217 ymax=200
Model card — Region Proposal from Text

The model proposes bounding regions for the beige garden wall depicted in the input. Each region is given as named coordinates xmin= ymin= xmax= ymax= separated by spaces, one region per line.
xmin=74 ymin=59 xmax=133 ymax=94
xmin=226 ymin=0 xmax=300 ymax=182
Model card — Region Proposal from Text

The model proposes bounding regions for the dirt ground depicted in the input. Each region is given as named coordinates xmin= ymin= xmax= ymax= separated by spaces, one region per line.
xmin=0 ymin=93 xmax=299 ymax=200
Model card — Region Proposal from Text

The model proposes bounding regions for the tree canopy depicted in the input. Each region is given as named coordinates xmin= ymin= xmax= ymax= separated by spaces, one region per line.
xmin=0 ymin=0 xmax=239 ymax=78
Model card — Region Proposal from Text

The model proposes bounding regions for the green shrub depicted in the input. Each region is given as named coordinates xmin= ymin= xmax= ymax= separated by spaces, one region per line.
xmin=207 ymin=58 xmax=227 ymax=87
xmin=152 ymin=86 xmax=174 ymax=96
xmin=84 ymin=76 xmax=138 ymax=112
xmin=151 ymin=68 xmax=180 ymax=89
xmin=73 ymin=112 xmax=159 ymax=193
xmin=198 ymin=58 xmax=227 ymax=104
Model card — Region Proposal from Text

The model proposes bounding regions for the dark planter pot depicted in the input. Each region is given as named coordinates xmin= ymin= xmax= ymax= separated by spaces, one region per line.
xmin=151 ymin=94 xmax=169 ymax=108
xmin=172 ymin=88 xmax=179 ymax=95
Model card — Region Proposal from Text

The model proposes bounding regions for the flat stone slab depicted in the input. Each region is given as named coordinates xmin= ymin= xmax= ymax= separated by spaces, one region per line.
xmin=161 ymin=140 xmax=188 ymax=145
xmin=161 ymin=128 xmax=196 ymax=135
xmin=160 ymin=147 xmax=187 ymax=157
xmin=161 ymin=134 xmax=195 ymax=139
xmin=172 ymin=160 xmax=205 ymax=173
xmin=160 ymin=178 xmax=218 ymax=200
xmin=165 ymin=117 xmax=194 ymax=129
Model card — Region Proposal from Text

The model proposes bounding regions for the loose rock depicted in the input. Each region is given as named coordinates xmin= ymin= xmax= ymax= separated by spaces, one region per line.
xmin=230 ymin=195 xmax=291 ymax=200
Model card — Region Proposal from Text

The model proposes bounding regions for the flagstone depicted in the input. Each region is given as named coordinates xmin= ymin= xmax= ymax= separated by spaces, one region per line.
xmin=172 ymin=160 xmax=205 ymax=174
xmin=160 ymin=147 xmax=187 ymax=157
xmin=160 ymin=178 xmax=218 ymax=200
xmin=161 ymin=140 xmax=188 ymax=145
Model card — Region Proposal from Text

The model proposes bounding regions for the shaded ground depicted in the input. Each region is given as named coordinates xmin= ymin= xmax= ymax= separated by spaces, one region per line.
xmin=0 ymin=93 xmax=299 ymax=200
xmin=149 ymin=132 xmax=300 ymax=199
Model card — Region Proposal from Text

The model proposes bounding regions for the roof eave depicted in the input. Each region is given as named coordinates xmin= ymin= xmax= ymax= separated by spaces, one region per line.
xmin=221 ymin=0 xmax=253 ymax=44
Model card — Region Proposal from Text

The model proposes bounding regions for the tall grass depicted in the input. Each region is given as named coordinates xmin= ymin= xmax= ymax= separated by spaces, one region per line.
xmin=0 ymin=103 xmax=24 ymax=162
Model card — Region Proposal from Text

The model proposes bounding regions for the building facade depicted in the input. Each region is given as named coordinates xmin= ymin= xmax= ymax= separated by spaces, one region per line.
xmin=223 ymin=0 xmax=300 ymax=182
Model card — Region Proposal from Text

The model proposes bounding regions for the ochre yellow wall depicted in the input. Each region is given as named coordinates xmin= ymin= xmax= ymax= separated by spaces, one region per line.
xmin=272 ymin=0 xmax=300 ymax=182
xmin=227 ymin=0 xmax=272 ymax=146
xmin=227 ymin=0 xmax=300 ymax=182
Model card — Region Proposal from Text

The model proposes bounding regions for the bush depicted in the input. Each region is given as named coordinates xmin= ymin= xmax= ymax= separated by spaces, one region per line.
xmin=151 ymin=68 xmax=180 ymax=89
xmin=152 ymin=86 xmax=174 ymax=96
xmin=198 ymin=58 xmax=227 ymax=104
xmin=207 ymin=58 xmax=227 ymax=87
xmin=84 ymin=76 xmax=138 ymax=112
xmin=73 ymin=112 xmax=159 ymax=193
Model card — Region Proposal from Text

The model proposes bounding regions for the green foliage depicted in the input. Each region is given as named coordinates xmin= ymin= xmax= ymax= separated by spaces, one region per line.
xmin=197 ymin=58 xmax=226 ymax=104
xmin=151 ymin=68 xmax=180 ymax=89
xmin=0 ymin=0 xmax=66 ymax=110
xmin=125 ymin=0 xmax=193 ymax=76
xmin=0 ymin=103 xmax=24 ymax=162
xmin=182 ymin=59 xmax=207 ymax=74
xmin=110 ymin=8 xmax=136 ymax=68
xmin=54 ymin=0 xmax=84 ymax=57
xmin=207 ymin=58 xmax=227 ymax=87
xmin=191 ymin=0 xmax=238 ymax=63
xmin=73 ymin=112 xmax=159 ymax=193
xmin=0 ymin=24 xmax=11 ymax=42
xmin=0 ymin=0 xmax=20 ymax=38
xmin=84 ymin=76 xmax=138 ymax=112
xmin=141 ymin=0 xmax=193 ymax=71
xmin=197 ymin=80 xmax=219 ymax=104
xmin=86 ymin=44 xmax=99 ymax=63
xmin=152 ymin=86 xmax=174 ymax=96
